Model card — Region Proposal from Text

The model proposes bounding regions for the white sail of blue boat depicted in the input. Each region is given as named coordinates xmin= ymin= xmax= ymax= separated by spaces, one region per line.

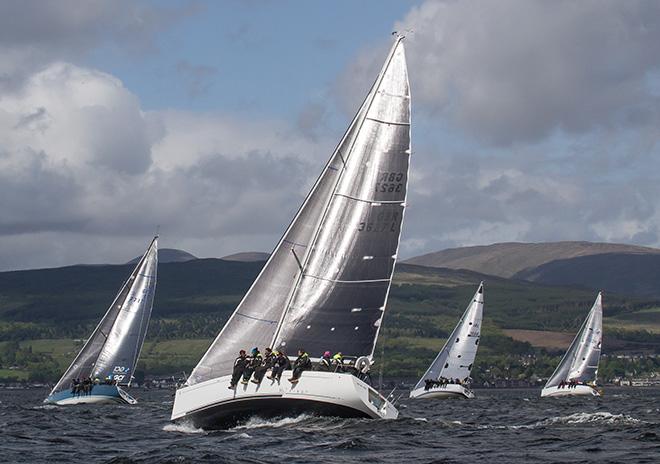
xmin=410 ymin=282 xmax=484 ymax=399
xmin=44 ymin=236 xmax=158 ymax=405
xmin=541 ymin=292 xmax=603 ymax=397
xmin=171 ymin=35 xmax=410 ymax=428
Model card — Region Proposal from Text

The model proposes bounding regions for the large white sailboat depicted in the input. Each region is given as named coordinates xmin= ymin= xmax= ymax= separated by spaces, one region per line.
xmin=410 ymin=283 xmax=484 ymax=400
xmin=171 ymin=36 xmax=410 ymax=429
xmin=541 ymin=292 xmax=603 ymax=398
xmin=45 ymin=236 xmax=159 ymax=405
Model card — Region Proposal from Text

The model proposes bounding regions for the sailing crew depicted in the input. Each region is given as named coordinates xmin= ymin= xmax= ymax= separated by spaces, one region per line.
xmin=332 ymin=352 xmax=344 ymax=372
xmin=229 ymin=349 xmax=248 ymax=389
xmin=268 ymin=350 xmax=291 ymax=382
xmin=316 ymin=351 xmax=332 ymax=371
xmin=289 ymin=348 xmax=312 ymax=383
xmin=242 ymin=347 xmax=263 ymax=384
xmin=71 ymin=378 xmax=80 ymax=395
xmin=252 ymin=347 xmax=275 ymax=384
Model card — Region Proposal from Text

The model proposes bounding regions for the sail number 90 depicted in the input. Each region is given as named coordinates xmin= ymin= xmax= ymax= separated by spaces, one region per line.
xmin=375 ymin=171 xmax=404 ymax=193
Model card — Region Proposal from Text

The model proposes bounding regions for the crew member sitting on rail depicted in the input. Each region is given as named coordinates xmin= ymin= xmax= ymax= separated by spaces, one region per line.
xmin=252 ymin=347 xmax=275 ymax=384
xmin=268 ymin=350 xmax=291 ymax=382
xmin=228 ymin=349 xmax=248 ymax=389
xmin=241 ymin=347 xmax=262 ymax=384
xmin=332 ymin=352 xmax=344 ymax=372
xmin=289 ymin=348 xmax=312 ymax=383
xmin=315 ymin=351 xmax=333 ymax=371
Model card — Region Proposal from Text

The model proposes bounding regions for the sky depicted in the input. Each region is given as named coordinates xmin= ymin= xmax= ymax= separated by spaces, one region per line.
xmin=1 ymin=0 xmax=660 ymax=271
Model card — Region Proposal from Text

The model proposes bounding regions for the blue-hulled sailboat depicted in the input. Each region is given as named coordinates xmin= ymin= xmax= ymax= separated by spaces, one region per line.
xmin=44 ymin=236 xmax=158 ymax=405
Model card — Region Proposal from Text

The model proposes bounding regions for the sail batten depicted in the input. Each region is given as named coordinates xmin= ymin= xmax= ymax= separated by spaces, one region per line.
xmin=48 ymin=237 xmax=158 ymax=396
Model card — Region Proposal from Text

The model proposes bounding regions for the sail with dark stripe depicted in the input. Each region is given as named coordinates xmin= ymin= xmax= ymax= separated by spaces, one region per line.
xmin=187 ymin=37 xmax=410 ymax=384
xmin=544 ymin=293 xmax=603 ymax=389
xmin=48 ymin=237 xmax=158 ymax=395
xmin=413 ymin=283 xmax=484 ymax=391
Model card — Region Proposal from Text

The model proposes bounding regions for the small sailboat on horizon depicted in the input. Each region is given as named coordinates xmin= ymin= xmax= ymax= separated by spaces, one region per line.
xmin=171 ymin=35 xmax=411 ymax=429
xmin=410 ymin=282 xmax=484 ymax=400
xmin=44 ymin=236 xmax=158 ymax=405
xmin=541 ymin=292 xmax=603 ymax=398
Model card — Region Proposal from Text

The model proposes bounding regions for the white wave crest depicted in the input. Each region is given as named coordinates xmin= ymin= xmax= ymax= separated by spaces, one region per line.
xmin=233 ymin=413 xmax=314 ymax=430
xmin=162 ymin=421 xmax=206 ymax=435
xmin=534 ymin=412 xmax=642 ymax=427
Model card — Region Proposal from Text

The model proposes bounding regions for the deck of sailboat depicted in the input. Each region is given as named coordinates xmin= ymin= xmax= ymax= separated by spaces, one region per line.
xmin=44 ymin=384 xmax=137 ymax=405
xmin=171 ymin=370 xmax=398 ymax=429
xmin=541 ymin=385 xmax=601 ymax=398
xmin=409 ymin=384 xmax=475 ymax=400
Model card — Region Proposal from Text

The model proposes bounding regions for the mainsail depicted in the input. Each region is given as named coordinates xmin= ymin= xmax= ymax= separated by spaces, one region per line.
xmin=544 ymin=292 xmax=603 ymax=389
xmin=48 ymin=236 xmax=158 ymax=395
xmin=188 ymin=37 xmax=410 ymax=385
xmin=413 ymin=283 xmax=484 ymax=391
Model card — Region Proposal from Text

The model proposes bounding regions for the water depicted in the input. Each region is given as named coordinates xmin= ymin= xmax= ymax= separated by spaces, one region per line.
xmin=1 ymin=387 xmax=658 ymax=463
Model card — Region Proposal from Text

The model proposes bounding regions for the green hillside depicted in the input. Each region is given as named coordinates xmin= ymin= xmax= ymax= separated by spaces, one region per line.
xmin=0 ymin=259 xmax=658 ymax=383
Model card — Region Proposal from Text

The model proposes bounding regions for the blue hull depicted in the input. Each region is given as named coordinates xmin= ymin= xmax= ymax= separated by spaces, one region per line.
xmin=44 ymin=385 xmax=136 ymax=405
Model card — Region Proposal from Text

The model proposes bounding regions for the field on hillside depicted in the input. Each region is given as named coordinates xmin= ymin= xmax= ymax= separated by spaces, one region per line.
xmin=1 ymin=260 xmax=659 ymax=382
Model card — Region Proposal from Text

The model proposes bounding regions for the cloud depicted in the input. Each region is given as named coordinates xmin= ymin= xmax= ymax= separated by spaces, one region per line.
xmin=392 ymin=0 xmax=660 ymax=145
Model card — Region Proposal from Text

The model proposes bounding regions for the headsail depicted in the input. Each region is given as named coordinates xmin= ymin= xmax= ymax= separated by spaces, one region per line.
xmin=413 ymin=283 xmax=484 ymax=391
xmin=544 ymin=292 xmax=602 ymax=389
xmin=187 ymin=37 xmax=410 ymax=384
xmin=48 ymin=236 xmax=158 ymax=395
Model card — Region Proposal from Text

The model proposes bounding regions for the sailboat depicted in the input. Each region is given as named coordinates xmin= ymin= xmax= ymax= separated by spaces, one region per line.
xmin=409 ymin=282 xmax=484 ymax=400
xmin=171 ymin=36 xmax=410 ymax=429
xmin=44 ymin=236 xmax=158 ymax=405
xmin=541 ymin=292 xmax=603 ymax=398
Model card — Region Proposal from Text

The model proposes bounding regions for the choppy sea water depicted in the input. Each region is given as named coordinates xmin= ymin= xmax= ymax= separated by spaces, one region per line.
xmin=1 ymin=387 xmax=658 ymax=463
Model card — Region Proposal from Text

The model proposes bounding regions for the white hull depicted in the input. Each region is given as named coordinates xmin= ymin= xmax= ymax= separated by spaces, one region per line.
xmin=409 ymin=384 xmax=475 ymax=399
xmin=172 ymin=370 xmax=398 ymax=429
xmin=541 ymin=385 xmax=601 ymax=397
xmin=50 ymin=394 xmax=125 ymax=405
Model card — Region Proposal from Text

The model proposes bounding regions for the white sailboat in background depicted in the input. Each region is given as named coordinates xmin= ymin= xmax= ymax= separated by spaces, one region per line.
xmin=410 ymin=282 xmax=484 ymax=400
xmin=541 ymin=292 xmax=603 ymax=398
xmin=44 ymin=236 xmax=159 ymax=405
xmin=171 ymin=35 xmax=410 ymax=428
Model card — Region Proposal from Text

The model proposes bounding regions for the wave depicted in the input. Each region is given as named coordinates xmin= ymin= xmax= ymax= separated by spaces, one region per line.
xmin=232 ymin=413 xmax=315 ymax=430
xmin=162 ymin=421 xmax=206 ymax=435
xmin=534 ymin=412 xmax=643 ymax=427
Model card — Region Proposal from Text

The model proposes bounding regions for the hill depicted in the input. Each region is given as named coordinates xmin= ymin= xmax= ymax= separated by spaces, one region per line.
xmin=404 ymin=241 xmax=660 ymax=298
xmin=221 ymin=251 xmax=270 ymax=262
xmin=1 ymin=257 xmax=659 ymax=383
xmin=127 ymin=248 xmax=197 ymax=265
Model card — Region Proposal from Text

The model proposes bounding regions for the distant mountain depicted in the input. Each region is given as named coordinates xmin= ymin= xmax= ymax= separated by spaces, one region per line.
xmin=221 ymin=252 xmax=269 ymax=262
xmin=127 ymin=248 xmax=197 ymax=265
xmin=404 ymin=241 xmax=660 ymax=298
xmin=404 ymin=241 xmax=660 ymax=277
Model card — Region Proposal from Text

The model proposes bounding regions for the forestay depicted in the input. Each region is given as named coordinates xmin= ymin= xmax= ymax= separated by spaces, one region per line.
xmin=545 ymin=293 xmax=603 ymax=389
xmin=48 ymin=237 xmax=158 ymax=395
xmin=187 ymin=37 xmax=410 ymax=384
xmin=413 ymin=283 xmax=484 ymax=391
xmin=272 ymin=38 xmax=410 ymax=359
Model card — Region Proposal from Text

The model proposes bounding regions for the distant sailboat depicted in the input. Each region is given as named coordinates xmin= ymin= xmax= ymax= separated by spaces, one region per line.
xmin=44 ymin=236 xmax=158 ymax=405
xmin=410 ymin=282 xmax=483 ymax=400
xmin=171 ymin=36 xmax=410 ymax=428
xmin=541 ymin=292 xmax=603 ymax=398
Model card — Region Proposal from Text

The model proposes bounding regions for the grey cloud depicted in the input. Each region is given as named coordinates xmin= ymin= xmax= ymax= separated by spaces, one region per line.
xmin=175 ymin=60 xmax=218 ymax=98
xmin=390 ymin=0 xmax=660 ymax=146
